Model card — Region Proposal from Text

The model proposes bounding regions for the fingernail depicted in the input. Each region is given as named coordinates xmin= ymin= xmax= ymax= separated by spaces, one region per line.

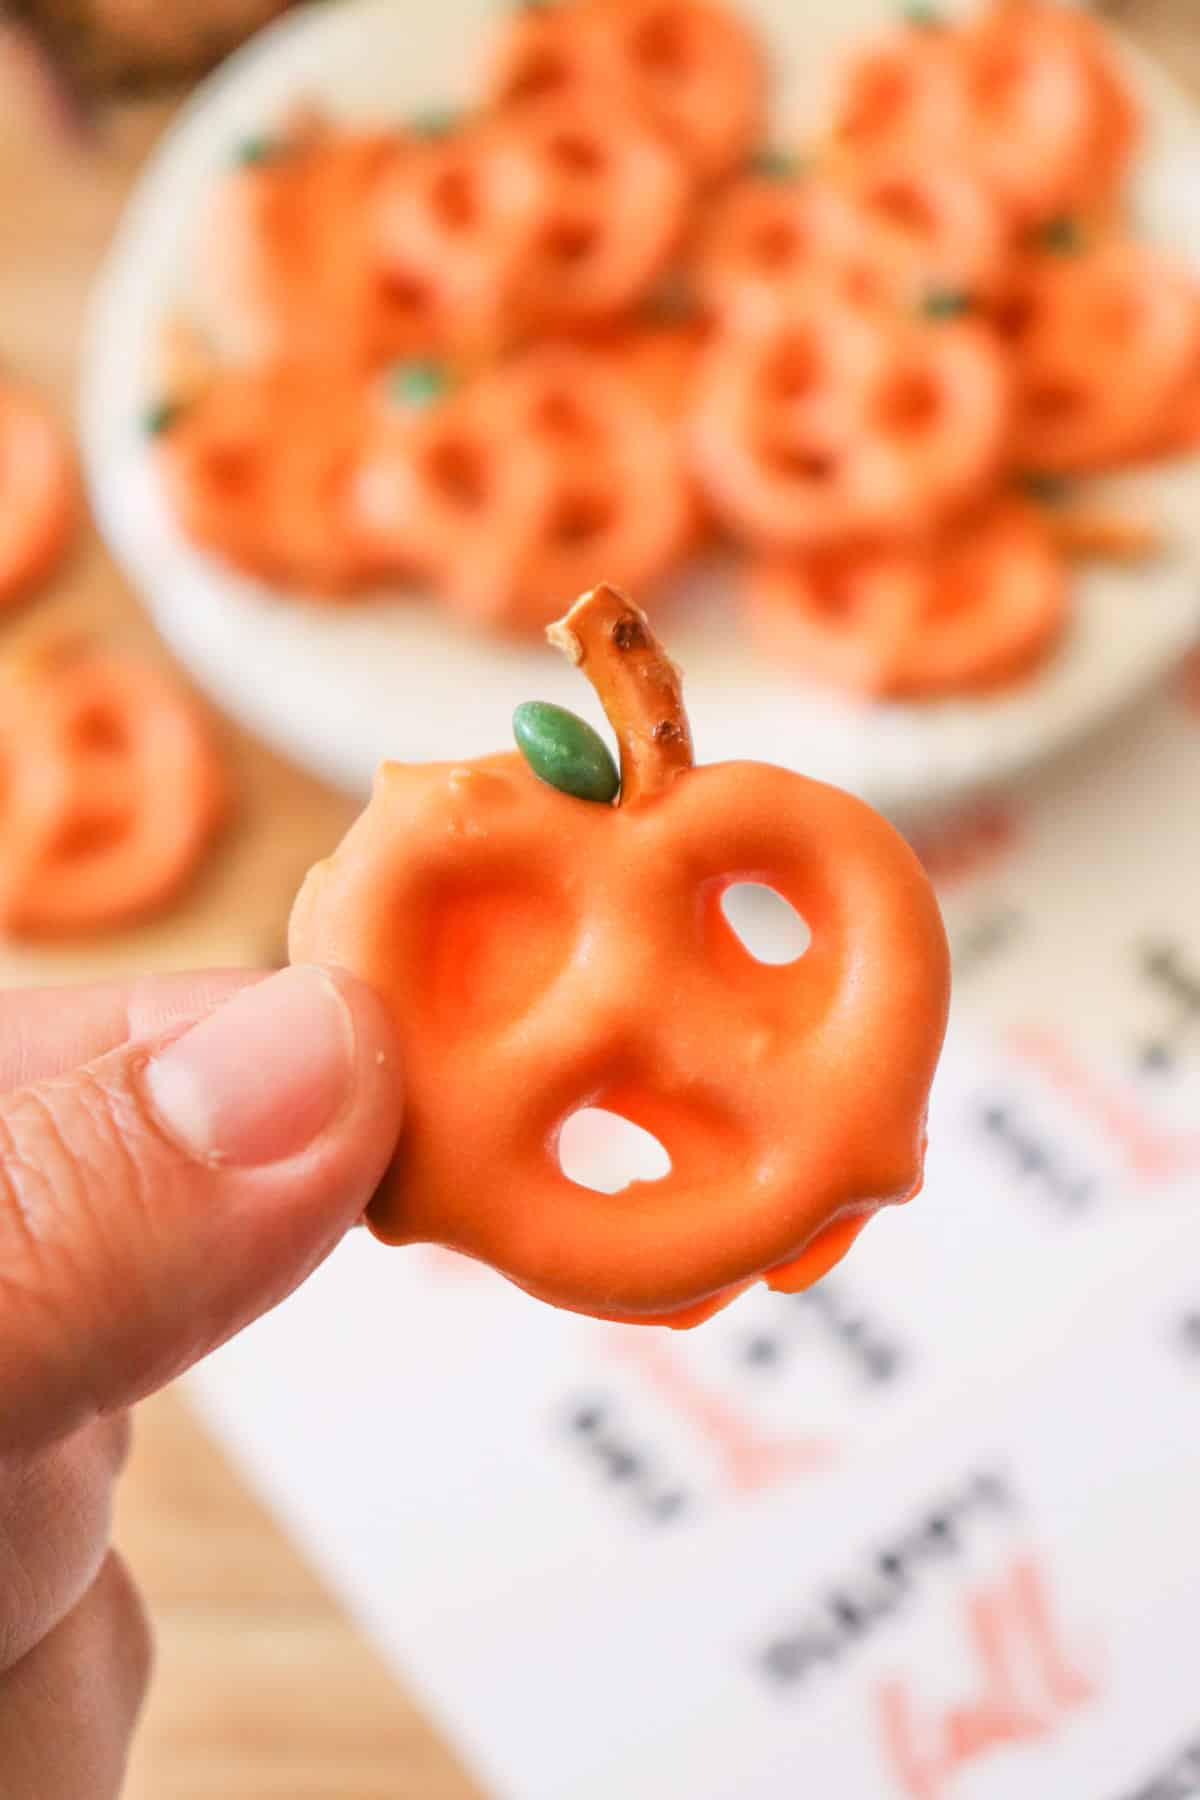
xmin=144 ymin=966 xmax=355 ymax=1167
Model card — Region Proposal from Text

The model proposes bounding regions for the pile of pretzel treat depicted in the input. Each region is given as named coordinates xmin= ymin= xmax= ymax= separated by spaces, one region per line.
xmin=0 ymin=378 xmax=227 ymax=941
xmin=154 ymin=0 xmax=1200 ymax=700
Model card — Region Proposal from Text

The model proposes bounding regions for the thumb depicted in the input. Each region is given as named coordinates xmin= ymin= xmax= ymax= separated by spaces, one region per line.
xmin=0 ymin=965 xmax=402 ymax=1454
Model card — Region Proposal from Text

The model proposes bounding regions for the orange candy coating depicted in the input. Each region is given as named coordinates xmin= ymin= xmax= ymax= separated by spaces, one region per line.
xmin=1003 ymin=241 xmax=1200 ymax=473
xmin=0 ymin=643 xmax=227 ymax=939
xmin=0 ymin=380 xmax=77 ymax=610
xmin=691 ymin=296 xmax=1011 ymax=549
xmin=354 ymin=345 xmax=696 ymax=630
xmin=157 ymin=362 xmax=380 ymax=595
xmin=748 ymin=499 xmax=1068 ymax=700
xmin=485 ymin=0 xmax=765 ymax=186
xmin=289 ymin=588 xmax=949 ymax=1325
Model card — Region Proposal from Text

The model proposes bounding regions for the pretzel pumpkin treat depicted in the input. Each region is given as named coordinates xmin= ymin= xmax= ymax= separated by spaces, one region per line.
xmin=0 ymin=376 xmax=77 ymax=608
xmin=691 ymin=293 xmax=1011 ymax=549
xmin=694 ymin=167 xmax=885 ymax=326
xmin=196 ymin=117 xmax=409 ymax=367
xmin=289 ymin=584 xmax=950 ymax=1326
xmin=372 ymin=115 xmax=542 ymax=364
xmin=0 ymin=641 xmax=227 ymax=939
xmin=486 ymin=0 xmax=764 ymax=186
xmin=353 ymin=346 xmax=695 ymax=629
xmin=156 ymin=361 xmax=383 ymax=595
xmin=962 ymin=0 xmax=1139 ymax=229
xmin=500 ymin=92 xmax=691 ymax=333
xmin=748 ymin=499 xmax=1068 ymax=701
xmin=1002 ymin=240 xmax=1200 ymax=473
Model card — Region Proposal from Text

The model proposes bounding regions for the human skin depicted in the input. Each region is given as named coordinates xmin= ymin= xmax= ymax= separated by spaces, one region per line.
xmin=0 ymin=964 xmax=404 ymax=1796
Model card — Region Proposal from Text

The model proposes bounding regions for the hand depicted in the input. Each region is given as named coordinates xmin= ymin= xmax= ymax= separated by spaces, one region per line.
xmin=0 ymin=965 xmax=403 ymax=1797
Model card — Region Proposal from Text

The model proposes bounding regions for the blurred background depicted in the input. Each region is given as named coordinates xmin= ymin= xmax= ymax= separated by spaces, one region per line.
xmin=3 ymin=1 xmax=1200 ymax=1795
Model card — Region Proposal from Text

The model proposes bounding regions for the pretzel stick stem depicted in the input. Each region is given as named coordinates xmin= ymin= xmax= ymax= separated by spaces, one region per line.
xmin=547 ymin=584 xmax=694 ymax=807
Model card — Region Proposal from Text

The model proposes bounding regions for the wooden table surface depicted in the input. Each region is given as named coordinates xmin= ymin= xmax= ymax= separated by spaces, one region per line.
xmin=0 ymin=6 xmax=1194 ymax=1794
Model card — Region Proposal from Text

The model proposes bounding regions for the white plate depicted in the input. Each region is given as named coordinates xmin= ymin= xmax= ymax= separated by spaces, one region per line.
xmin=81 ymin=0 xmax=1200 ymax=815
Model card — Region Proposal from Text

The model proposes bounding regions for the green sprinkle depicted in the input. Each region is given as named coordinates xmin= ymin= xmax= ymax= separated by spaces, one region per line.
xmin=903 ymin=3 xmax=945 ymax=26
xmin=410 ymin=108 xmax=460 ymax=140
xmin=1019 ymin=471 xmax=1073 ymax=505
xmin=921 ymin=287 xmax=974 ymax=320
xmin=513 ymin=702 xmax=619 ymax=804
xmin=142 ymin=400 xmax=185 ymax=438
xmin=387 ymin=360 xmax=450 ymax=410
xmin=750 ymin=147 xmax=803 ymax=181
xmin=1039 ymin=215 xmax=1085 ymax=254
xmin=234 ymin=134 xmax=277 ymax=166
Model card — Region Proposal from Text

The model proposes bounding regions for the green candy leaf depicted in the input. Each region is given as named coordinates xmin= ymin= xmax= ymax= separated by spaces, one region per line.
xmin=234 ymin=134 xmax=277 ymax=166
xmin=750 ymin=147 xmax=803 ymax=181
xmin=902 ymin=3 xmax=945 ymax=26
xmin=921 ymin=287 xmax=974 ymax=321
xmin=1039 ymin=215 xmax=1085 ymax=255
xmin=387 ymin=360 xmax=449 ymax=410
xmin=513 ymin=702 xmax=619 ymax=804
xmin=410 ymin=107 xmax=460 ymax=140
xmin=142 ymin=399 xmax=186 ymax=438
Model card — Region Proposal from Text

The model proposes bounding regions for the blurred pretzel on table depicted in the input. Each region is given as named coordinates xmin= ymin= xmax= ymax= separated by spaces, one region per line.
xmin=0 ymin=1 xmax=1197 ymax=1796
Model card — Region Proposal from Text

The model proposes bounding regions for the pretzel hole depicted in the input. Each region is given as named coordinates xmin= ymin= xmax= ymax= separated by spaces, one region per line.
xmin=750 ymin=219 xmax=806 ymax=273
xmin=201 ymin=443 xmax=259 ymax=499
xmin=51 ymin=809 xmax=132 ymax=863
xmin=1027 ymin=381 xmax=1087 ymax=422
xmin=876 ymin=368 xmax=941 ymax=435
xmin=721 ymin=883 xmax=810 ymax=965
xmin=430 ymin=164 xmax=480 ymax=233
xmin=541 ymin=218 xmax=601 ymax=266
xmin=865 ymin=181 xmax=936 ymax=242
xmin=632 ymin=9 xmax=692 ymax=79
xmin=973 ymin=48 xmax=1027 ymax=114
xmin=546 ymin=132 xmax=607 ymax=177
xmin=421 ymin=877 xmax=571 ymax=1034
xmin=993 ymin=292 xmax=1037 ymax=340
xmin=765 ymin=440 xmax=838 ymax=486
xmin=504 ymin=50 xmax=572 ymax=105
xmin=377 ymin=265 xmax=434 ymax=320
xmin=548 ymin=489 xmax=616 ymax=547
xmin=425 ymin=437 xmax=491 ymax=510
xmin=559 ymin=1108 xmax=671 ymax=1194
xmin=72 ymin=706 xmax=128 ymax=755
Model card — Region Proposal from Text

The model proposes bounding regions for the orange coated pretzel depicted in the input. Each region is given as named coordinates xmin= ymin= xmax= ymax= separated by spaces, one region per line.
xmin=747 ymin=499 xmax=1067 ymax=701
xmin=0 ymin=641 xmax=227 ymax=939
xmin=372 ymin=117 xmax=542 ymax=363
xmin=289 ymin=584 xmax=950 ymax=1325
xmin=838 ymin=149 xmax=1010 ymax=307
xmin=829 ymin=22 xmax=972 ymax=169
xmin=691 ymin=295 xmax=1011 ymax=548
xmin=1001 ymin=241 xmax=1200 ymax=472
xmin=485 ymin=0 xmax=764 ymax=185
xmin=962 ymin=0 xmax=1138 ymax=228
xmin=157 ymin=362 xmax=383 ymax=594
xmin=694 ymin=170 xmax=886 ymax=326
xmin=498 ymin=92 xmax=691 ymax=333
xmin=196 ymin=118 xmax=408 ymax=367
xmin=354 ymin=345 xmax=695 ymax=630
xmin=0 ymin=376 xmax=77 ymax=609
xmin=830 ymin=4 xmax=1137 ymax=229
